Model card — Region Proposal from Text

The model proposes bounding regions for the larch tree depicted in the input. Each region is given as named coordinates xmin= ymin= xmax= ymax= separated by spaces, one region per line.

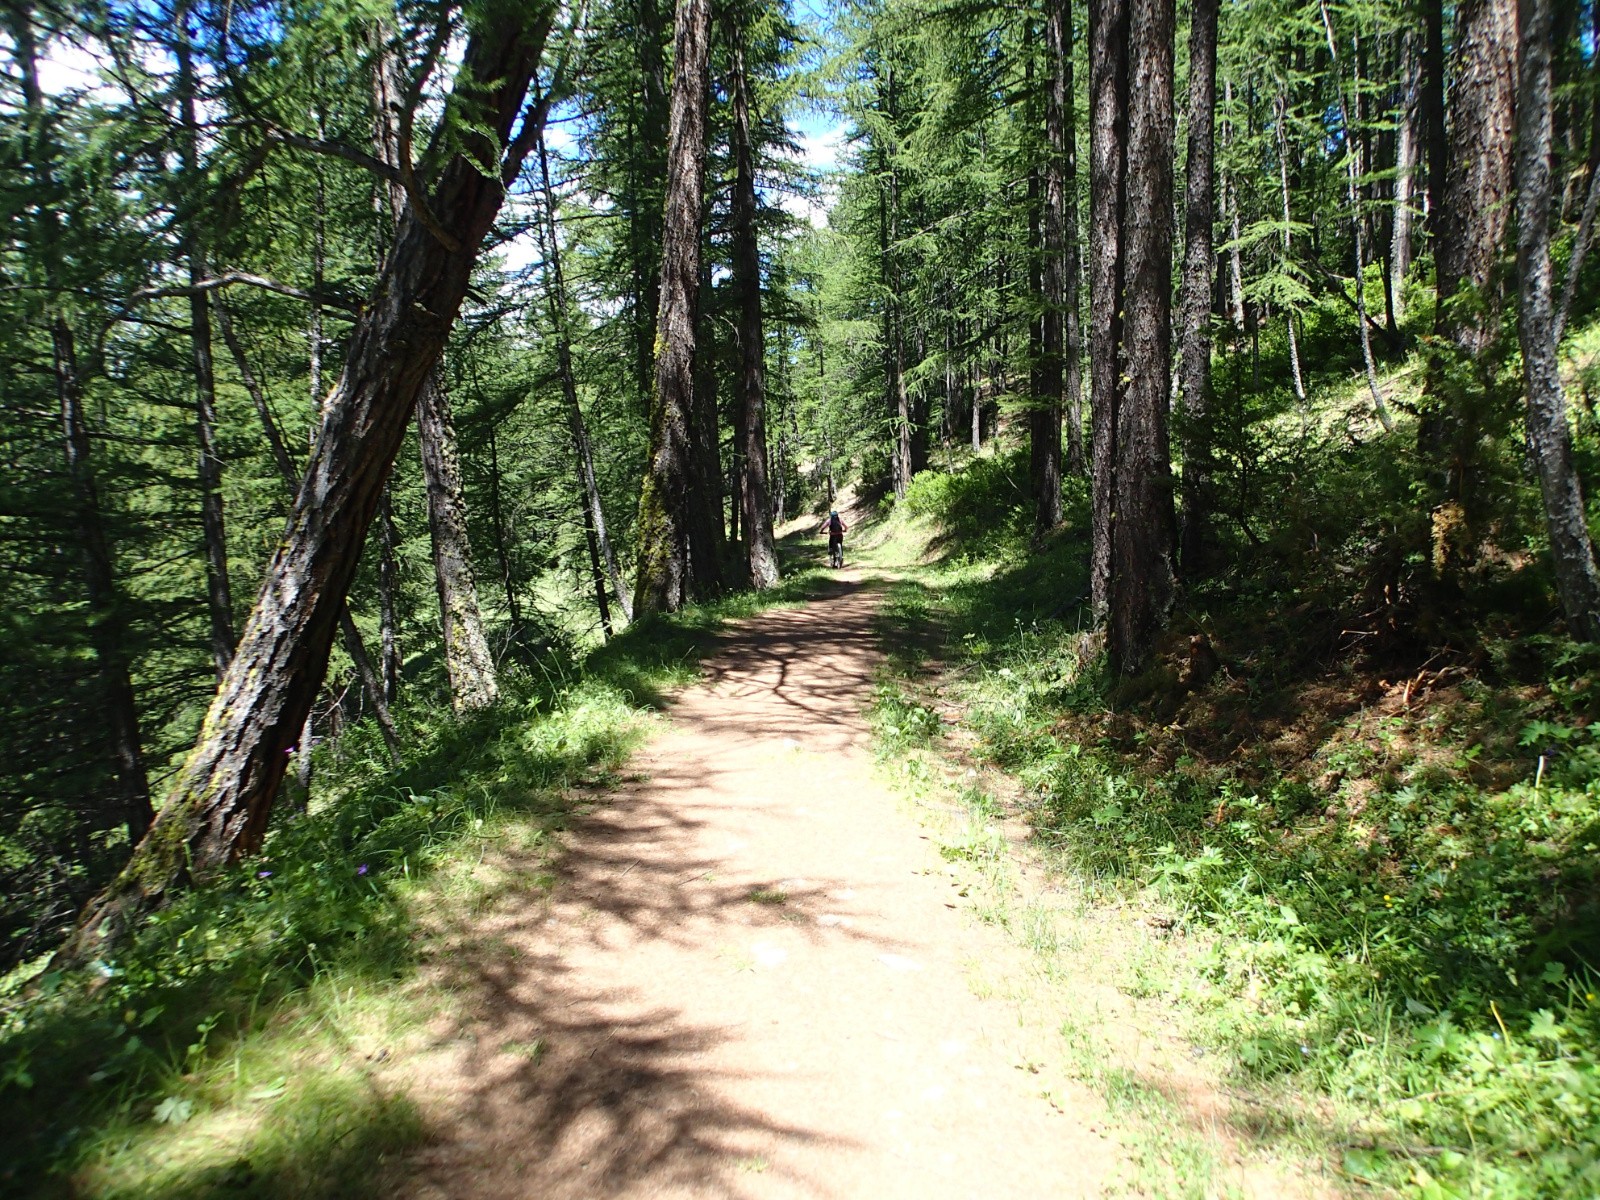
xmin=9 ymin=5 xmax=155 ymax=846
xmin=1514 ymin=0 xmax=1600 ymax=641
xmin=58 ymin=1 xmax=559 ymax=964
xmin=1175 ymin=0 xmax=1218 ymax=572
xmin=729 ymin=9 xmax=781 ymax=589
xmin=1420 ymin=0 xmax=1518 ymax=572
xmin=1090 ymin=0 xmax=1177 ymax=675
xmin=634 ymin=0 xmax=717 ymax=614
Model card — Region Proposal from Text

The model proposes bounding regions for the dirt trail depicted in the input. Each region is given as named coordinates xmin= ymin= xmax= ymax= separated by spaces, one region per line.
xmin=398 ymin=572 xmax=1117 ymax=1199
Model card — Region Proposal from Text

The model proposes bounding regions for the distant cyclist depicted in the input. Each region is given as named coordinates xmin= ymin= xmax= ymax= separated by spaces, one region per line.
xmin=821 ymin=510 xmax=848 ymax=568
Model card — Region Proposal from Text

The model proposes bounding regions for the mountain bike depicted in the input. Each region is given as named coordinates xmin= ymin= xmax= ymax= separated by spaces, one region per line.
xmin=829 ymin=539 xmax=844 ymax=569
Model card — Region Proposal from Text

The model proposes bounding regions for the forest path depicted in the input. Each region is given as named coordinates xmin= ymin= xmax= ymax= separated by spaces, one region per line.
xmin=394 ymin=570 xmax=1121 ymax=1199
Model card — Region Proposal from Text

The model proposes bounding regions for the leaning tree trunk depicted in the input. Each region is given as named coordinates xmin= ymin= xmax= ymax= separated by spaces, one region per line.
xmin=58 ymin=12 xmax=555 ymax=966
xmin=1176 ymin=0 xmax=1218 ymax=572
xmin=417 ymin=375 xmax=499 ymax=712
xmin=1515 ymin=0 xmax=1600 ymax=641
xmin=1274 ymin=92 xmax=1308 ymax=406
xmin=213 ymin=295 xmax=402 ymax=762
xmin=11 ymin=10 xmax=155 ymax=846
xmin=374 ymin=30 xmax=499 ymax=712
xmin=634 ymin=0 xmax=714 ymax=615
xmin=730 ymin=31 xmax=781 ymax=589
xmin=176 ymin=6 xmax=235 ymax=680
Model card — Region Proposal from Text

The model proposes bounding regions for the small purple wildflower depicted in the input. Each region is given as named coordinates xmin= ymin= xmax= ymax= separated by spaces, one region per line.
xmin=357 ymin=864 xmax=369 ymax=876
xmin=257 ymin=870 xmax=272 ymax=878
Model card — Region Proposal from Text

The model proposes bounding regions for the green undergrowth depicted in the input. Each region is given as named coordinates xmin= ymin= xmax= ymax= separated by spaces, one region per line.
xmin=0 ymin=559 xmax=825 ymax=1200
xmin=861 ymin=447 xmax=1600 ymax=1199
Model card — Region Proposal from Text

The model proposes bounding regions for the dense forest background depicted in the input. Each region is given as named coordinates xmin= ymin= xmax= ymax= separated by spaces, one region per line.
xmin=7 ymin=0 xmax=1600 ymax=1193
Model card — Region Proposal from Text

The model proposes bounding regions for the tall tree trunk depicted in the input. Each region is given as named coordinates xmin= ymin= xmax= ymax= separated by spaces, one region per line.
xmin=1177 ymin=0 xmax=1218 ymax=571
xmin=729 ymin=30 xmax=780 ymax=589
xmin=1222 ymin=78 xmax=1247 ymax=332
xmin=691 ymin=242 xmax=725 ymax=578
xmin=1321 ymin=0 xmax=1396 ymax=433
xmin=1274 ymin=91 xmax=1307 ymax=405
xmin=1113 ymin=0 xmax=1178 ymax=672
xmin=374 ymin=33 xmax=501 ymax=711
xmin=1089 ymin=0 xmax=1128 ymax=623
xmin=634 ymin=0 xmax=713 ymax=615
xmin=1391 ymin=31 xmax=1420 ymax=324
xmin=484 ymin=425 xmax=525 ymax=641
xmin=377 ymin=488 xmax=402 ymax=703
xmin=1035 ymin=3 xmax=1068 ymax=530
xmin=1091 ymin=0 xmax=1177 ymax=671
xmin=1064 ymin=0 xmax=1086 ymax=477
xmin=213 ymin=295 xmax=402 ymax=763
xmin=417 ymin=375 xmax=499 ymax=712
xmin=1422 ymin=0 xmax=1518 ymax=569
xmin=1516 ymin=0 xmax=1600 ymax=640
xmin=59 ymin=14 xmax=556 ymax=964
xmin=1423 ymin=0 xmax=1448 ymax=236
xmin=1434 ymin=0 xmax=1518 ymax=344
xmin=536 ymin=130 xmax=632 ymax=628
xmin=176 ymin=5 xmax=235 ymax=679
xmin=634 ymin=0 xmax=671 ymax=416
xmin=10 ymin=8 xmax=153 ymax=845
xmin=57 ymin=320 xmax=155 ymax=844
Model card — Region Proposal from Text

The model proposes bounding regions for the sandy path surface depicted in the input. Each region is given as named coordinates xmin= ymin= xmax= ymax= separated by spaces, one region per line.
xmin=400 ymin=572 xmax=1117 ymax=1199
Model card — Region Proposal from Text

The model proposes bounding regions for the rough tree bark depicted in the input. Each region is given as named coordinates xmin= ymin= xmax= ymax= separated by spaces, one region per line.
xmin=1088 ymin=0 xmax=1127 ymax=624
xmin=212 ymin=296 xmax=402 ymax=763
xmin=1091 ymin=0 xmax=1177 ymax=673
xmin=729 ymin=29 xmax=781 ymax=589
xmin=1421 ymin=0 xmax=1518 ymax=568
xmin=11 ymin=7 xmax=154 ymax=845
xmin=1515 ymin=0 xmax=1600 ymax=641
xmin=1176 ymin=0 xmax=1217 ymax=572
xmin=634 ymin=0 xmax=714 ymax=614
xmin=1423 ymin=0 xmax=1447 ymax=237
xmin=373 ymin=28 xmax=500 ymax=712
xmin=58 ymin=8 xmax=556 ymax=965
xmin=1434 ymin=0 xmax=1518 ymax=353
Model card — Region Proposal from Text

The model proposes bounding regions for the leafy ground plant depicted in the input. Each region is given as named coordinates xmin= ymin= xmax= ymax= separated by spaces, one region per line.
xmin=0 ymin=559 xmax=826 ymax=1200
